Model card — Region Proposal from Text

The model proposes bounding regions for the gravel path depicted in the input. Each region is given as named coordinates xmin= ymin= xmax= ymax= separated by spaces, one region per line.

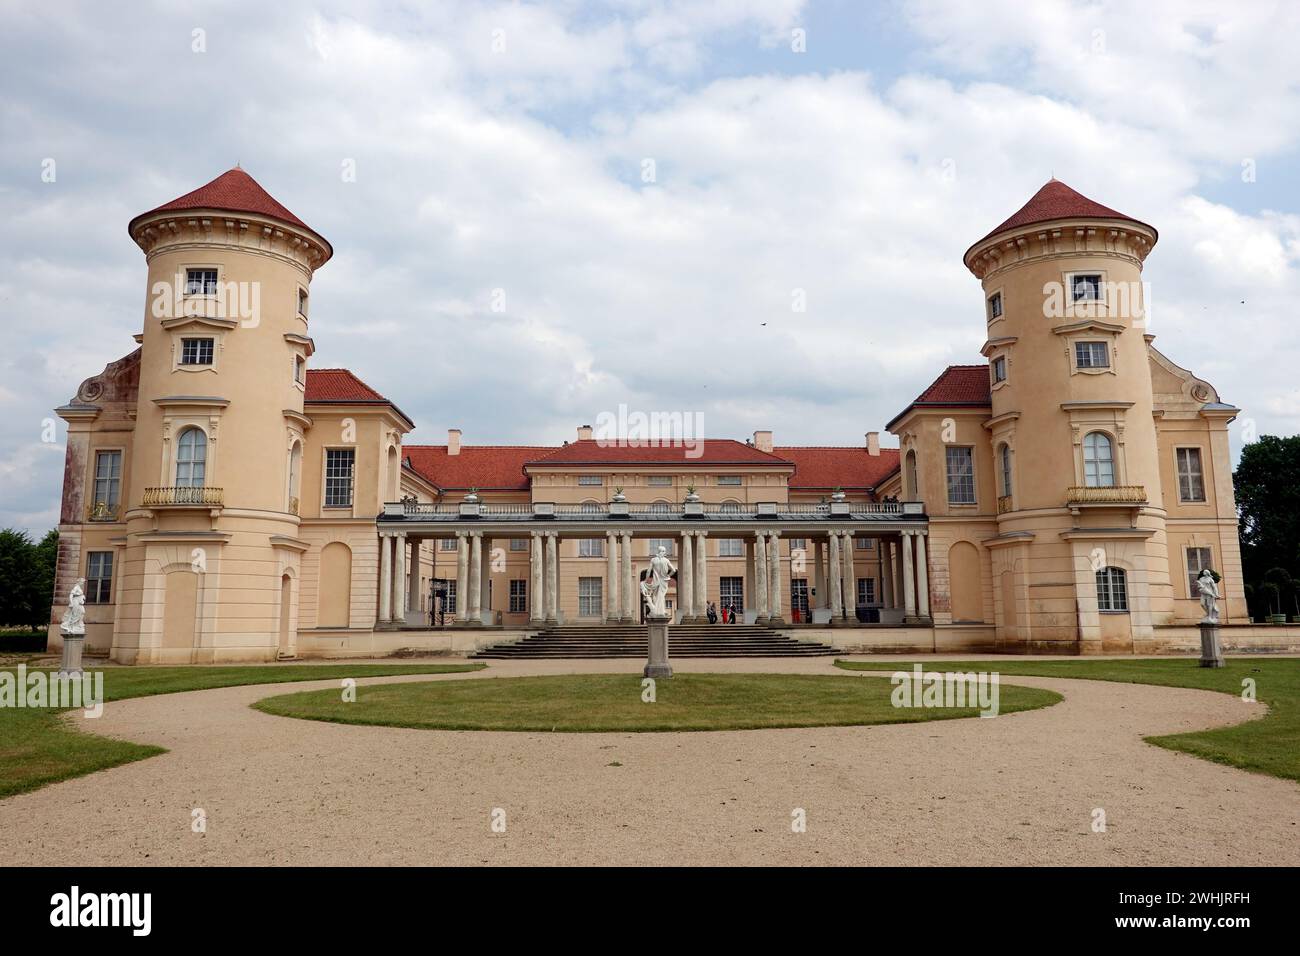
xmin=2 ymin=657 xmax=1296 ymax=866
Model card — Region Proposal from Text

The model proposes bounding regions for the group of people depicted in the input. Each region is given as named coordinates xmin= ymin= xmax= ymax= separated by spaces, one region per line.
xmin=703 ymin=601 xmax=740 ymax=624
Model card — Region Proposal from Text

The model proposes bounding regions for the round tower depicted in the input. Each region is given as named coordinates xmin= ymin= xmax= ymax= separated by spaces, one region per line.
xmin=964 ymin=180 xmax=1170 ymax=651
xmin=115 ymin=168 xmax=331 ymax=662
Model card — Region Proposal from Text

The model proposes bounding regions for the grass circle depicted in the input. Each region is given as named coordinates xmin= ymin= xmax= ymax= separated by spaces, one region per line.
xmin=252 ymin=673 xmax=1060 ymax=733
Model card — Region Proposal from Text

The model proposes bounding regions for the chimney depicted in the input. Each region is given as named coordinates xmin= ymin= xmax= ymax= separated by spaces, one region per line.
xmin=447 ymin=428 xmax=462 ymax=456
xmin=753 ymin=430 xmax=773 ymax=454
xmin=577 ymin=424 xmax=593 ymax=441
xmin=866 ymin=432 xmax=880 ymax=456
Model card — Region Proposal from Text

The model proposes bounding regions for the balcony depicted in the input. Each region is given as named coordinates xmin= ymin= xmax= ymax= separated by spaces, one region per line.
xmin=1065 ymin=485 xmax=1147 ymax=506
xmin=142 ymin=486 xmax=224 ymax=508
xmin=86 ymin=501 xmax=121 ymax=522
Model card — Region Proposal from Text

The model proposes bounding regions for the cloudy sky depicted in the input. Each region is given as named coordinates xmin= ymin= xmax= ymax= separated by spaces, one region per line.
xmin=2 ymin=0 xmax=1298 ymax=535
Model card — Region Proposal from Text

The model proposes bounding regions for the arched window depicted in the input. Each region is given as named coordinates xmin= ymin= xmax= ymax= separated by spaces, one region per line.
xmin=905 ymin=450 xmax=918 ymax=499
xmin=176 ymin=428 xmax=207 ymax=487
xmin=1096 ymin=566 xmax=1128 ymax=612
xmin=1083 ymin=432 xmax=1115 ymax=487
xmin=999 ymin=444 xmax=1013 ymax=497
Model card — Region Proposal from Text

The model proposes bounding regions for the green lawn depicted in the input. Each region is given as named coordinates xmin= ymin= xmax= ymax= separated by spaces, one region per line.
xmin=835 ymin=658 xmax=1300 ymax=782
xmin=252 ymin=672 xmax=1061 ymax=733
xmin=0 ymin=662 xmax=484 ymax=800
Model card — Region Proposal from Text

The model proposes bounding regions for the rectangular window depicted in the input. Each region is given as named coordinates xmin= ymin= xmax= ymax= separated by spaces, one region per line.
xmin=992 ymin=356 xmax=1006 ymax=383
xmin=988 ymin=292 xmax=1003 ymax=319
xmin=720 ymin=576 xmax=743 ymax=610
xmin=1075 ymin=341 xmax=1110 ymax=369
xmin=86 ymin=551 xmax=113 ymax=604
xmin=791 ymin=578 xmax=809 ymax=617
xmin=324 ymin=449 xmax=355 ymax=508
xmin=1177 ymin=447 xmax=1206 ymax=502
xmin=717 ymin=476 xmax=742 ymax=486
xmin=648 ymin=538 xmax=674 ymax=557
xmin=718 ymin=538 xmax=743 ymax=557
xmin=444 ymin=580 xmax=457 ymax=614
xmin=1096 ymin=567 xmax=1129 ymax=612
xmin=789 ymin=537 xmax=806 ymax=552
xmin=1071 ymin=273 xmax=1102 ymax=302
xmin=92 ymin=450 xmax=122 ymax=511
xmin=509 ymin=579 xmax=527 ymax=614
xmin=180 ymin=337 xmax=214 ymax=365
xmin=294 ymin=355 xmax=306 ymax=384
xmin=578 ymin=538 xmax=604 ymax=558
xmin=945 ymin=446 xmax=976 ymax=505
xmin=1186 ymin=547 xmax=1214 ymax=598
xmin=440 ymin=538 xmax=457 ymax=552
xmin=578 ymin=577 xmax=602 ymax=617
xmin=184 ymin=268 xmax=218 ymax=296
xmin=647 ymin=475 xmax=672 ymax=486
xmin=297 ymin=288 xmax=308 ymax=317
xmin=509 ymin=538 xmax=528 ymax=551
xmin=858 ymin=577 xmax=875 ymax=606
xmin=577 ymin=475 xmax=602 ymax=486
xmin=854 ymin=537 xmax=874 ymax=550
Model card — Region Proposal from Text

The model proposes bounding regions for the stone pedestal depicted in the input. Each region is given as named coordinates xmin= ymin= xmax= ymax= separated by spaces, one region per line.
xmin=644 ymin=615 xmax=672 ymax=678
xmin=59 ymin=633 xmax=85 ymax=676
xmin=1198 ymin=622 xmax=1224 ymax=668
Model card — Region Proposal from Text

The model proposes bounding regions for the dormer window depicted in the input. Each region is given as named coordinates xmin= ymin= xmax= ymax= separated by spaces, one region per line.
xmin=987 ymin=292 xmax=1003 ymax=320
xmin=1075 ymin=341 xmax=1110 ymax=369
xmin=180 ymin=337 xmax=214 ymax=366
xmin=185 ymin=268 xmax=218 ymax=296
xmin=1071 ymin=274 xmax=1102 ymax=302
xmin=991 ymin=356 xmax=1007 ymax=384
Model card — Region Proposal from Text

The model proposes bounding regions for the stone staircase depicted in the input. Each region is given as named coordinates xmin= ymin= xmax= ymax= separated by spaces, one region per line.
xmin=469 ymin=623 xmax=838 ymax=659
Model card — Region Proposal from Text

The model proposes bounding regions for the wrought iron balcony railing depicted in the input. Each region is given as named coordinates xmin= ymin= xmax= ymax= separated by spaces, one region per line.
xmin=1065 ymin=485 xmax=1147 ymax=505
xmin=86 ymin=501 xmax=121 ymax=522
xmin=142 ymin=486 xmax=224 ymax=507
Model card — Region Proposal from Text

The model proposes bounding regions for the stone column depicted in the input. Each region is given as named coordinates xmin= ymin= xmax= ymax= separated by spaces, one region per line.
xmin=828 ymin=532 xmax=843 ymax=621
xmin=754 ymin=531 xmax=769 ymax=624
xmin=841 ymin=531 xmax=856 ymax=623
xmin=881 ymin=540 xmax=894 ymax=609
xmin=545 ymin=532 xmax=559 ymax=624
xmin=468 ymin=532 xmax=483 ymax=625
xmin=392 ymin=531 xmax=407 ymax=623
xmin=455 ymin=532 xmax=470 ymax=623
xmin=678 ymin=531 xmax=694 ymax=623
xmin=694 ymin=531 xmax=708 ymax=620
xmin=379 ymin=532 xmax=393 ymax=624
xmin=407 ymin=537 xmax=420 ymax=619
xmin=766 ymin=531 xmax=783 ymax=625
xmin=605 ymin=531 xmax=620 ymax=623
xmin=813 ymin=538 xmax=826 ymax=620
xmin=916 ymin=530 xmax=931 ymax=620
xmin=620 ymin=532 xmax=634 ymax=622
xmin=744 ymin=537 xmax=756 ymax=622
xmin=902 ymin=531 xmax=918 ymax=622
xmin=529 ymin=532 xmax=544 ymax=624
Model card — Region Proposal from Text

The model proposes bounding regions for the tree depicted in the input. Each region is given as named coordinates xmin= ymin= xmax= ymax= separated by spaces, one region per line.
xmin=1234 ymin=435 xmax=1300 ymax=620
xmin=0 ymin=528 xmax=58 ymax=631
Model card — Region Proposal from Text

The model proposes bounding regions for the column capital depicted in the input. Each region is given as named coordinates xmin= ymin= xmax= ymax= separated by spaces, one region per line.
xmin=767 ymin=529 xmax=781 ymax=538
xmin=693 ymin=529 xmax=708 ymax=538
xmin=456 ymin=529 xmax=468 ymax=539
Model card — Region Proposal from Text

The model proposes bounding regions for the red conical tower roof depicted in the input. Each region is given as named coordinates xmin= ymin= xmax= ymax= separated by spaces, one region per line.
xmin=129 ymin=167 xmax=316 ymax=235
xmin=969 ymin=179 xmax=1156 ymax=252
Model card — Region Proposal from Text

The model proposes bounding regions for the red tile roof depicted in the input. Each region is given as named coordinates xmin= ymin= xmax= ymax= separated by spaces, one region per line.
xmin=129 ymin=168 xmax=327 ymax=244
xmin=775 ymin=446 xmax=901 ymax=490
xmin=886 ymin=365 xmax=991 ymax=431
xmin=404 ymin=445 xmax=551 ymax=491
xmin=970 ymin=179 xmax=1155 ymax=251
xmin=304 ymin=368 xmax=413 ymax=426
xmin=524 ymin=438 xmax=793 ymax=467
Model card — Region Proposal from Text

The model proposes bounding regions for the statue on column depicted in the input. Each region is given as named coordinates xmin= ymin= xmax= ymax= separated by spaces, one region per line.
xmin=640 ymin=546 xmax=677 ymax=618
xmin=1196 ymin=569 xmax=1220 ymax=625
xmin=60 ymin=578 xmax=87 ymax=636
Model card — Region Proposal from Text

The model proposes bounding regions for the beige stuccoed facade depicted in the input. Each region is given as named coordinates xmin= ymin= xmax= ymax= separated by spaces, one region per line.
xmin=47 ymin=171 xmax=1300 ymax=663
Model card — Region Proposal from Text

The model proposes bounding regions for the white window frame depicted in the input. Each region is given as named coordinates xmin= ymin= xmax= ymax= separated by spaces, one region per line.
xmin=577 ymin=475 xmax=603 ymax=486
xmin=1185 ymin=547 xmax=1214 ymax=599
xmin=323 ymin=448 xmax=356 ymax=509
xmin=718 ymin=538 xmax=743 ymax=557
xmin=175 ymin=427 xmax=208 ymax=487
xmin=987 ymin=290 xmax=1003 ymax=321
xmin=92 ymin=449 xmax=123 ymax=511
xmin=945 ymin=446 xmax=976 ymax=505
xmin=1176 ymin=446 xmax=1206 ymax=503
xmin=1082 ymin=431 xmax=1116 ymax=488
xmin=717 ymin=475 xmax=742 ymax=486
xmin=509 ymin=579 xmax=527 ymax=614
xmin=578 ymin=538 xmax=604 ymax=558
xmin=1096 ymin=566 xmax=1129 ymax=612
xmin=85 ymin=551 xmax=114 ymax=604
xmin=577 ymin=577 xmax=602 ymax=617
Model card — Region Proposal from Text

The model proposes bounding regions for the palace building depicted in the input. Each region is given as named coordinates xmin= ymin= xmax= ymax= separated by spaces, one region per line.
xmin=48 ymin=169 xmax=1292 ymax=663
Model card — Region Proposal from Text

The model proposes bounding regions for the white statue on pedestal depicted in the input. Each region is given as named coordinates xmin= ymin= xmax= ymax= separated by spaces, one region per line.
xmin=60 ymin=578 xmax=87 ymax=636
xmin=1196 ymin=569 xmax=1220 ymax=625
xmin=640 ymin=546 xmax=677 ymax=619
